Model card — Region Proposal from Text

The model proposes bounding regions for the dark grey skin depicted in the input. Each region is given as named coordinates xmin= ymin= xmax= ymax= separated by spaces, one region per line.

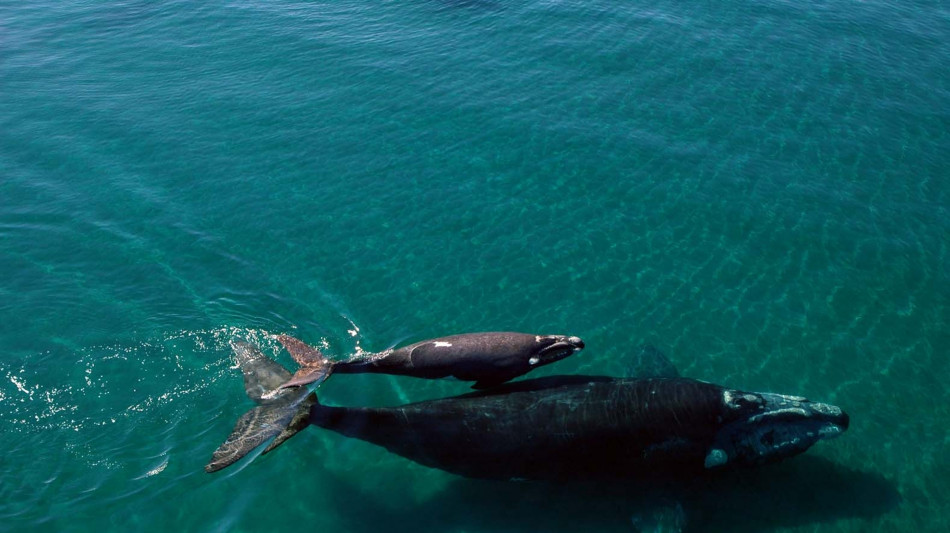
xmin=309 ymin=376 xmax=849 ymax=481
xmin=273 ymin=332 xmax=585 ymax=391
xmin=206 ymin=344 xmax=848 ymax=477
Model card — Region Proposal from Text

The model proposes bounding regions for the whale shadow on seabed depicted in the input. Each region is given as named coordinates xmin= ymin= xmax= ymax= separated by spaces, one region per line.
xmin=324 ymin=455 xmax=900 ymax=533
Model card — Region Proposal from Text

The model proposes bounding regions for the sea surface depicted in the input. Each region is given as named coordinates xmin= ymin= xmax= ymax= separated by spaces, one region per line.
xmin=1 ymin=1 xmax=947 ymax=531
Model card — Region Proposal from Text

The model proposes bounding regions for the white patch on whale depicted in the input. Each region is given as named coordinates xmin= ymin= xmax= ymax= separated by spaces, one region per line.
xmin=433 ymin=342 xmax=453 ymax=347
xmin=704 ymin=448 xmax=728 ymax=468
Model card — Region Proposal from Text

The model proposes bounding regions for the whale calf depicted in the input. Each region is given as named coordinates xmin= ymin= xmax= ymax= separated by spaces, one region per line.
xmin=206 ymin=343 xmax=848 ymax=478
xmin=273 ymin=331 xmax=585 ymax=391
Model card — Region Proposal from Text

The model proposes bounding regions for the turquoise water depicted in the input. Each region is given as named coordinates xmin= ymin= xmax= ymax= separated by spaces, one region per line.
xmin=1 ymin=0 xmax=947 ymax=530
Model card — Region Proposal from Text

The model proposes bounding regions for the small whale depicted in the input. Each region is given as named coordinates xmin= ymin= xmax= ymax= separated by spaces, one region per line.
xmin=272 ymin=331 xmax=585 ymax=392
xmin=206 ymin=343 xmax=849 ymax=478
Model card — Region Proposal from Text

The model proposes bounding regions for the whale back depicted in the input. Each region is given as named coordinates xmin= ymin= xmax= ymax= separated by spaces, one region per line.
xmin=310 ymin=376 xmax=728 ymax=480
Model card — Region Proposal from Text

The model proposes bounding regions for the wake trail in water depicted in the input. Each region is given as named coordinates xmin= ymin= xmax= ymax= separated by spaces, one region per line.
xmin=0 ymin=326 xmax=305 ymax=522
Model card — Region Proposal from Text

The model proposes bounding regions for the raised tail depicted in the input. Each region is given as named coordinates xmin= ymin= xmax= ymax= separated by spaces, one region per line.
xmin=273 ymin=334 xmax=333 ymax=391
xmin=205 ymin=341 xmax=316 ymax=473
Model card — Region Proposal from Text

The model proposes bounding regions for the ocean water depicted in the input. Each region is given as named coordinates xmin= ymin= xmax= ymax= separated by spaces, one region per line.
xmin=1 ymin=0 xmax=947 ymax=531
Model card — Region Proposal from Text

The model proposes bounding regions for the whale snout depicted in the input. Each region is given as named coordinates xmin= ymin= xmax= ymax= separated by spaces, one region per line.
xmin=839 ymin=410 xmax=850 ymax=431
xmin=706 ymin=390 xmax=850 ymax=469
xmin=808 ymin=400 xmax=849 ymax=432
xmin=534 ymin=335 xmax=585 ymax=366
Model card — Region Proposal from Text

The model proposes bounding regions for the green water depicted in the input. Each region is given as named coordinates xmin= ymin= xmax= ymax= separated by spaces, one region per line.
xmin=1 ymin=1 xmax=947 ymax=531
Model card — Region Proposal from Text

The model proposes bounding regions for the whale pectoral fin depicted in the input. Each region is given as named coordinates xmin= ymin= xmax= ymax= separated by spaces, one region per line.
xmin=626 ymin=344 xmax=679 ymax=379
xmin=277 ymin=334 xmax=326 ymax=366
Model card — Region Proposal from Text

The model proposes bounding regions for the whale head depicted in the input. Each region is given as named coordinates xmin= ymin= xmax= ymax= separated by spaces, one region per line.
xmin=529 ymin=335 xmax=585 ymax=366
xmin=704 ymin=389 xmax=849 ymax=469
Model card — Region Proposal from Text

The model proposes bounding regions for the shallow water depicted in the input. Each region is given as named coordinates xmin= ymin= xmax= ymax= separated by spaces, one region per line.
xmin=1 ymin=1 xmax=947 ymax=531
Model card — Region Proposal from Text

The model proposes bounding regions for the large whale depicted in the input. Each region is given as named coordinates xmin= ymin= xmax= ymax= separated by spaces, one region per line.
xmin=206 ymin=342 xmax=848 ymax=477
xmin=272 ymin=331 xmax=585 ymax=392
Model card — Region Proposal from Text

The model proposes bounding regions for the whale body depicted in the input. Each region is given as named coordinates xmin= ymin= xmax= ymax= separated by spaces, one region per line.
xmin=309 ymin=375 xmax=848 ymax=480
xmin=274 ymin=331 xmax=585 ymax=391
xmin=206 ymin=343 xmax=848 ymax=477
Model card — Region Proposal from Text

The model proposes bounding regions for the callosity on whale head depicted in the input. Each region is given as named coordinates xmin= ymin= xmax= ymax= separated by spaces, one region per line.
xmin=530 ymin=335 xmax=585 ymax=366
xmin=704 ymin=389 xmax=850 ymax=469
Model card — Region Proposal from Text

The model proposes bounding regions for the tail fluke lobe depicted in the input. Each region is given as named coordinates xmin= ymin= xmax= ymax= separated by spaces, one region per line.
xmin=206 ymin=403 xmax=293 ymax=472
xmin=276 ymin=334 xmax=326 ymax=365
xmin=274 ymin=335 xmax=333 ymax=391
xmin=205 ymin=341 xmax=316 ymax=473
xmin=279 ymin=366 xmax=331 ymax=390
xmin=232 ymin=341 xmax=293 ymax=402
xmin=262 ymin=391 xmax=316 ymax=454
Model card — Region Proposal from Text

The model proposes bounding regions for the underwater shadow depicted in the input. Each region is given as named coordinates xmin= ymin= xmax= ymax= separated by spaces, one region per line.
xmin=325 ymin=456 xmax=900 ymax=532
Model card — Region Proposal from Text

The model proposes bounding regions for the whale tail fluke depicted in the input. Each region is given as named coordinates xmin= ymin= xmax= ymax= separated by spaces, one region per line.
xmin=273 ymin=334 xmax=333 ymax=391
xmin=205 ymin=341 xmax=316 ymax=473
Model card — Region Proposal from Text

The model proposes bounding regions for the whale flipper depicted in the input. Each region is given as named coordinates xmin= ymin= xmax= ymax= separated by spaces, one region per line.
xmin=274 ymin=335 xmax=332 ymax=391
xmin=626 ymin=344 xmax=679 ymax=379
xmin=205 ymin=341 xmax=315 ymax=473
